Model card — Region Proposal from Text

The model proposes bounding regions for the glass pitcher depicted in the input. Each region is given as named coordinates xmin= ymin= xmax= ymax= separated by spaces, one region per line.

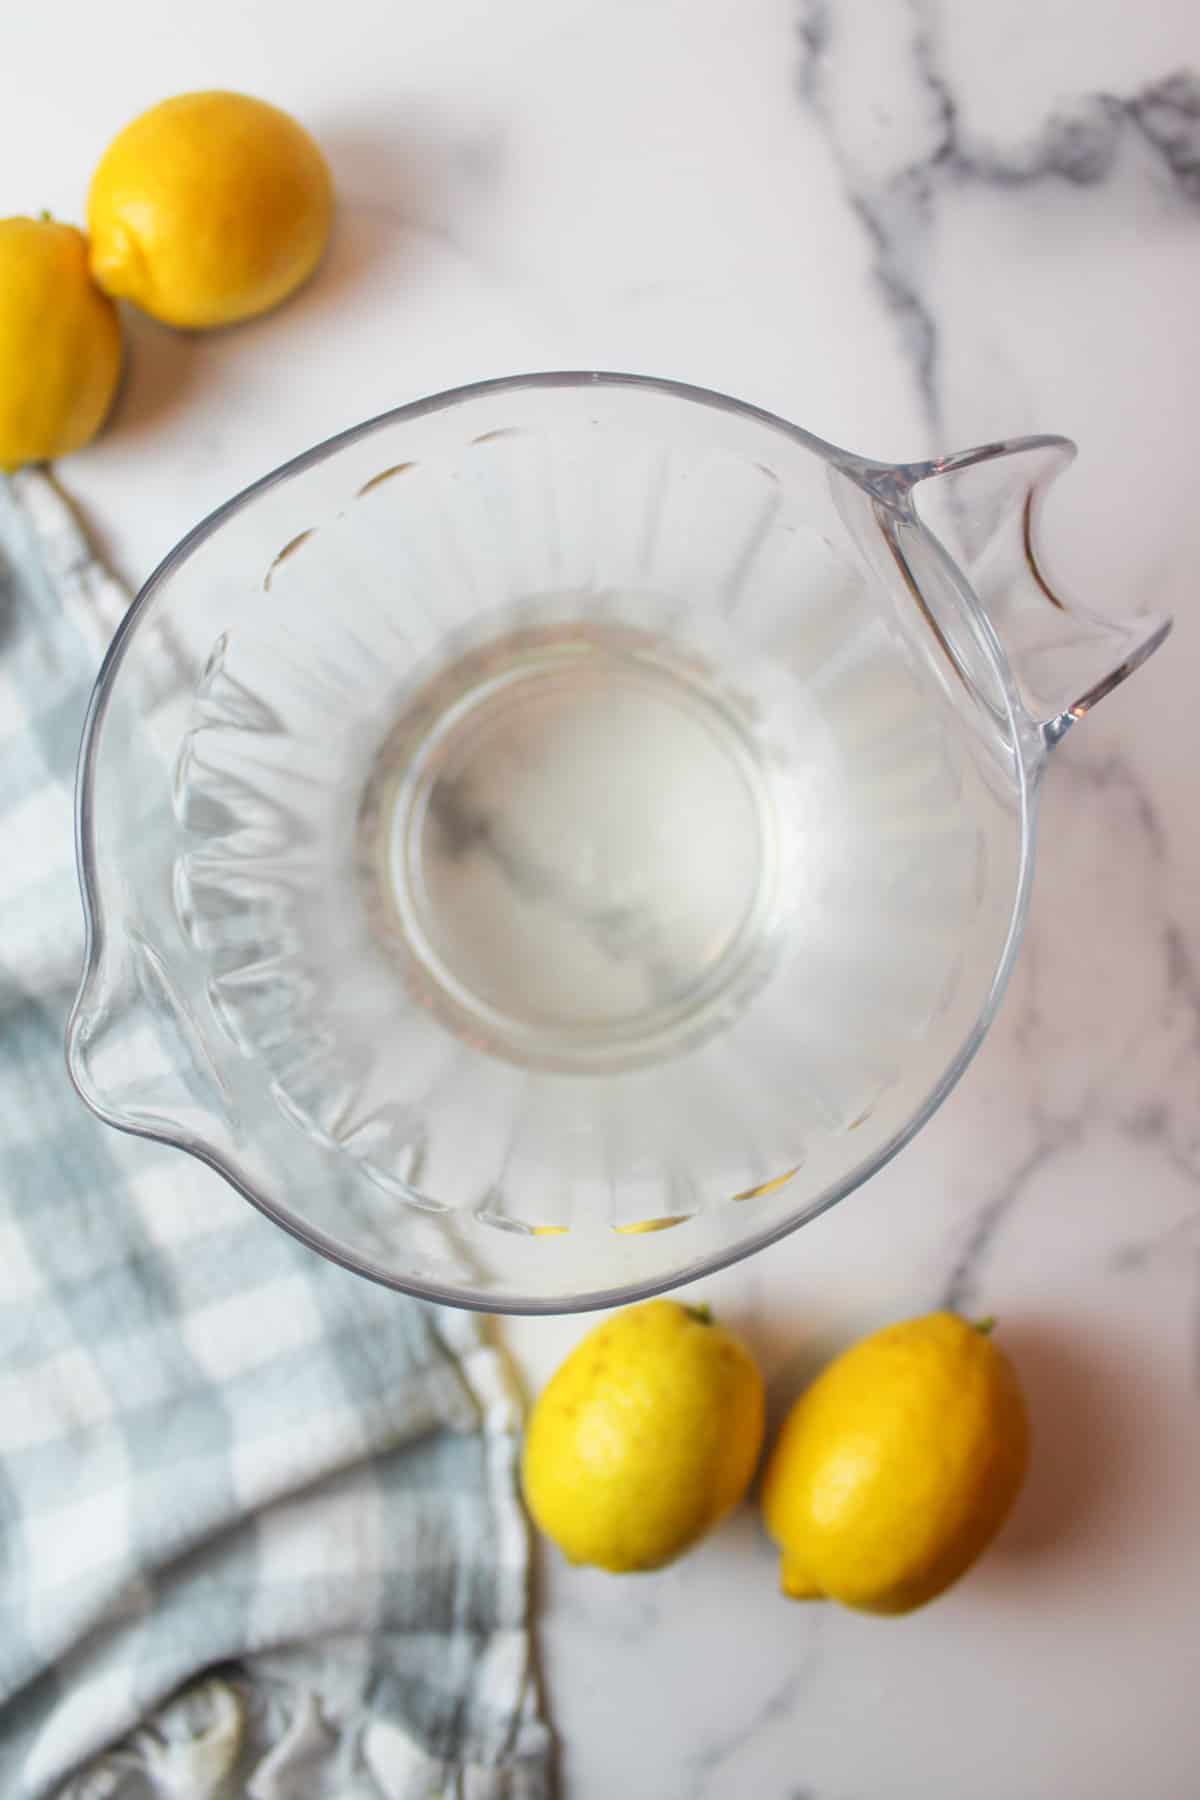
xmin=66 ymin=374 xmax=1169 ymax=1312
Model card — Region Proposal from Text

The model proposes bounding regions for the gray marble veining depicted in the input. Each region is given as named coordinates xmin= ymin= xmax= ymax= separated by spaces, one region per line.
xmin=798 ymin=0 xmax=1200 ymax=434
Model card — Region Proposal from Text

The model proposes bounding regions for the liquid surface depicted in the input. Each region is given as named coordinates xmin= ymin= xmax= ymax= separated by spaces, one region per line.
xmin=357 ymin=622 xmax=782 ymax=1069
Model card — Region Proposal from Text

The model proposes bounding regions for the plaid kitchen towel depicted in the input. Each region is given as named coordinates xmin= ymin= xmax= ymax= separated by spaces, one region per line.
xmin=0 ymin=470 xmax=552 ymax=1800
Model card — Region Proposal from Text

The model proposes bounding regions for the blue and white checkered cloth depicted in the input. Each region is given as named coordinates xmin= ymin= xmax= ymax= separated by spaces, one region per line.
xmin=0 ymin=471 xmax=551 ymax=1800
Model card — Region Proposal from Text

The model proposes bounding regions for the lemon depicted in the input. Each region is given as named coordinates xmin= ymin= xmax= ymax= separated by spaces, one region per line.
xmin=0 ymin=217 xmax=122 ymax=472
xmin=87 ymin=91 xmax=333 ymax=329
xmin=522 ymin=1300 xmax=765 ymax=1572
xmin=761 ymin=1311 xmax=1028 ymax=1615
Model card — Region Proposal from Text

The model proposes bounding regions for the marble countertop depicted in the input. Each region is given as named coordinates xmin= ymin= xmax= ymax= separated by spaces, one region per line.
xmin=6 ymin=0 xmax=1200 ymax=1793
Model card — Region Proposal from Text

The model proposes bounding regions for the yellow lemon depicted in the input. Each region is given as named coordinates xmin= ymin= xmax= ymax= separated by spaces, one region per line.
xmin=761 ymin=1311 xmax=1028 ymax=1615
xmin=0 ymin=217 xmax=122 ymax=471
xmin=87 ymin=91 xmax=333 ymax=329
xmin=522 ymin=1299 xmax=765 ymax=1572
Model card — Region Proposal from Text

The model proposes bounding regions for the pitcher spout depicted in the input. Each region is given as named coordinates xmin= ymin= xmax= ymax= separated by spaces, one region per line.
xmin=893 ymin=436 xmax=1171 ymax=748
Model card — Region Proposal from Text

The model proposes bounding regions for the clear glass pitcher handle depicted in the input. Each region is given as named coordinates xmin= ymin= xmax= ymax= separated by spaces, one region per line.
xmin=903 ymin=436 xmax=1171 ymax=746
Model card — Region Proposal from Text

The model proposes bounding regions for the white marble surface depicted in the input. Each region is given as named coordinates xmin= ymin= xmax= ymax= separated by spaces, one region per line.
xmin=6 ymin=0 xmax=1200 ymax=1793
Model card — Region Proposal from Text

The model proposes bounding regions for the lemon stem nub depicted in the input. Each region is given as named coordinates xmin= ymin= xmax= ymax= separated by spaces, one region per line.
xmin=973 ymin=1315 xmax=996 ymax=1336
xmin=684 ymin=1303 xmax=713 ymax=1325
xmin=779 ymin=1548 xmax=824 ymax=1601
xmin=38 ymin=210 xmax=52 ymax=223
